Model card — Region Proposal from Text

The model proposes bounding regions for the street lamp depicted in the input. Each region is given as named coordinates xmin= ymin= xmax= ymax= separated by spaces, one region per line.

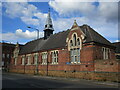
xmin=27 ymin=26 xmax=39 ymax=39
xmin=27 ymin=26 xmax=39 ymax=75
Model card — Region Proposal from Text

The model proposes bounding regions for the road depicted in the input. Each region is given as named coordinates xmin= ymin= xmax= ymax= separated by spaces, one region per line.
xmin=2 ymin=72 xmax=119 ymax=89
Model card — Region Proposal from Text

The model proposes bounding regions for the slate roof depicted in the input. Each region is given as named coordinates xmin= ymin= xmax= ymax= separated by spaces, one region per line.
xmin=1 ymin=43 xmax=16 ymax=47
xmin=19 ymin=30 xmax=70 ymax=54
xmin=112 ymin=42 xmax=120 ymax=53
xmin=79 ymin=25 xmax=113 ymax=46
xmin=19 ymin=24 xmax=113 ymax=55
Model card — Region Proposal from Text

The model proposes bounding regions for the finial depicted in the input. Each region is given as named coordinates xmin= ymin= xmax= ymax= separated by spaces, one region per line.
xmin=48 ymin=7 xmax=50 ymax=12
xmin=16 ymin=41 xmax=19 ymax=44
xmin=74 ymin=20 xmax=76 ymax=22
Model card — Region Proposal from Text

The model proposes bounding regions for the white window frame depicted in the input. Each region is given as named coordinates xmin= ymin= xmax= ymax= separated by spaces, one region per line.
xmin=102 ymin=47 xmax=110 ymax=60
xmin=51 ymin=50 xmax=59 ymax=64
xmin=26 ymin=55 xmax=31 ymax=65
xmin=21 ymin=56 xmax=25 ymax=65
xmin=42 ymin=52 xmax=47 ymax=65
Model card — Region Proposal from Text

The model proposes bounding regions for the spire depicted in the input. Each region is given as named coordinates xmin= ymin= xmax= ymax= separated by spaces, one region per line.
xmin=44 ymin=8 xmax=54 ymax=39
xmin=44 ymin=8 xmax=54 ymax=30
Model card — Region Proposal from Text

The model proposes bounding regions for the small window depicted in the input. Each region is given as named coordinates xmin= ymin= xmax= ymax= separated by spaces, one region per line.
xmin=70 ymin=40 xmax=73 ymax=46
xmin=45 ymin=25 xmax=47 ymax=28
xmin=50 ymin=25 xmax=52 ymax=28
xmin=73 ymin=34 xmax=77 ymax=46
xmin=77 ymin=38 xmax=80 ymax=45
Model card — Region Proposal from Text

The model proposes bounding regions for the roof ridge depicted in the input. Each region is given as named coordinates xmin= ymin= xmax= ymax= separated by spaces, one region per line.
xmin=86 ymin=25 xmax=94 ymax=41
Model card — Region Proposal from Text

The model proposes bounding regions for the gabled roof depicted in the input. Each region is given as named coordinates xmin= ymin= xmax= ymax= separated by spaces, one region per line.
xmin=79 ymin=25 xmax=113 ymax=46
xmin=19 ymin=30 xmax=70 ymax=54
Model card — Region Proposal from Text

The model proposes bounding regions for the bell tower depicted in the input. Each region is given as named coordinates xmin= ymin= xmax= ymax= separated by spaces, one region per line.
xmin=44 ymin=8 xmax=54 ymax=39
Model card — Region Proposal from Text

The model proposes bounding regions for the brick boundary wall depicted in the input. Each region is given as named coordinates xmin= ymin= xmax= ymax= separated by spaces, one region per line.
xmin=9 ymin=69 xmax=120 ymax=82
xmin=9 ymin=59 xmax=120 ymax=82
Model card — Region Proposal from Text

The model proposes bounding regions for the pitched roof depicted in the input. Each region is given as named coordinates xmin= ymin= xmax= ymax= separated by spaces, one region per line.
xmin=19 ymin=30 xmax=70 ymax=54
xmin=79 ymin=25 xmax=113 ymax=46
xmin=19 ymin=24 xmax=113 ymax=55
xmin=1 ymin=42 xmax=16 ymax=47
xmin=112 ymin=42 xmax=120 ymax=53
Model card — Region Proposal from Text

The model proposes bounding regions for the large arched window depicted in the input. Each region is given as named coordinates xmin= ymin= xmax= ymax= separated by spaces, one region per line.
xmin=73 ymin=34 xmax=77 ymax=46
xmin=69 ymin=33 xmax=81 ymax=64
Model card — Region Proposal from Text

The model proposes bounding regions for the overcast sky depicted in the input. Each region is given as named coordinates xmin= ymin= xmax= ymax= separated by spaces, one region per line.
xmin=0 ymin=0 xmax=119 ymax=44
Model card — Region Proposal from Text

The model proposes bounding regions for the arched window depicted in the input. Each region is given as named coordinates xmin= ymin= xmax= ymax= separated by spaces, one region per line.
xmin=70 ymin=40 xmax=73 ymax=46
xmin=77 ymin=38 xmax=80 ymax=45
xmin=50 ymin=25 xmax=52 ymax=28
xmin=73 ymin=34 xmax=77 ymax=46
xmin=45 ymin=25 xmax=47 ymax=28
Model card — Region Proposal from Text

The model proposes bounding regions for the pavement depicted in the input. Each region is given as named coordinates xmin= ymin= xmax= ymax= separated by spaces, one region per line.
xmin=32 ymin=74 xmax=119 ymax=87
xmin=2 ymin=72 xmax=120 ymax=89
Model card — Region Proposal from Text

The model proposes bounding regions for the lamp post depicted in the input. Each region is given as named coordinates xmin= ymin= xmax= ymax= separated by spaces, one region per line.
xmin=27 ymin=26 xmax=39 ymax=74
xmin=27 ymin=26 xmax=39 ymax=39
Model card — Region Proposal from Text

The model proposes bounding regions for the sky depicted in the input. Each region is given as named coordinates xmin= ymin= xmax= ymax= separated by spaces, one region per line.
xmin=0 ymin=0 xmax=119 ymax=44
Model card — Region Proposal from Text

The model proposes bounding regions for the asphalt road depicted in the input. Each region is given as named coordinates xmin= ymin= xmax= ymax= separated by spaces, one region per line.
xmin=2 ymin=72 xmax=119 ymax=89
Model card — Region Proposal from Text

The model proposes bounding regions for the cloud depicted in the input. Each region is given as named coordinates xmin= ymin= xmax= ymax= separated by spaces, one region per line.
xmin=53 ymin=17 xmax=89 ymax=32
xmin=16 ymin=29 xmax=44 ymax=39
xmin=1 ymin=32 xmax=18 ymax=41
xmin=3 ymin=2 xmax=47 ymax=26
xmin=48 ymin=0 xmax=118 ymax=43
xmin=98 ymin=2 xmax=118 ymax=22
xmin=3 ymin=2 xmax=28 ymax=18
xmin=49 ymin=0 xmax=118 ymax=23
xmin=2 ymin=1 xmax=119 ymax=44
xmin=20 ymin=17 xmax=40 ymax=26
xmin=114 ymin=40 xmax=120 ymax=42
xmin=1 ymin=29 xmax=44 ymax=44
xmin=49 ymin=0 xmax=95 ymax=17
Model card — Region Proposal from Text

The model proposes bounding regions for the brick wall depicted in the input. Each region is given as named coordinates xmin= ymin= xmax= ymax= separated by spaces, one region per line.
xmin=94 ymin=59 xmax=120 ymax=72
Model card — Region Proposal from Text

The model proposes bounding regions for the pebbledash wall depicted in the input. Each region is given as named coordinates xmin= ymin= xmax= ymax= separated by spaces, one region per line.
xmin=9 ymin=23 xmax=119 ymax=82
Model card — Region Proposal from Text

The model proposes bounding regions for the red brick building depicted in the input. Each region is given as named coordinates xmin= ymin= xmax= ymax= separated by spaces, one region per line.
xmin=112 ymin=42 xmax=120 ymax=60
xmin=9 ymin=11 xmax=119 ymax=82
xmin=1 ymin=42 xmax=15 ymax=71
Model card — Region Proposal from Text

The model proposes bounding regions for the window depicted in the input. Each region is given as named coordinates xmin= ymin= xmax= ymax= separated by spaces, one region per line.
xmin=42 ymin=53 xmax=47 ymax=64
xmin=102 ymin=47 xmax=110 ymax=59
xmin=45 ymin=25 xmax=47 ymax=28
xmin=69 ymin=33 xmax=81 ymax=64
xmin=2 ymin=54 xmax=5 ymax=58
xmin=27 ymin=55 xmax=31 ymax=65
xmin=51 ymin=51 xmax=58 ymax=64
xmin=70 ymin=48 xmax=80 ymax=63
xmin=73 ymin=34 xmax=77 ymax=46
xmin=56 ymin=51 xmax=58 ymax=63
xmin=34 ymin=54 xmax=38 ymax=65
xmin=70 ymin=40 xmax=73 ymax=46
xmin=22 ymin=56 xmax=25 ymax=65
xmin=77 ymin=38 xmax=80 ymax=45
xmin=50 ymin=25 xmax=52 ymax=28
xmin=77 ymin=48 xmax=80 ymax=63
xmin=7 ymin=54 xmax=9 ymax=58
